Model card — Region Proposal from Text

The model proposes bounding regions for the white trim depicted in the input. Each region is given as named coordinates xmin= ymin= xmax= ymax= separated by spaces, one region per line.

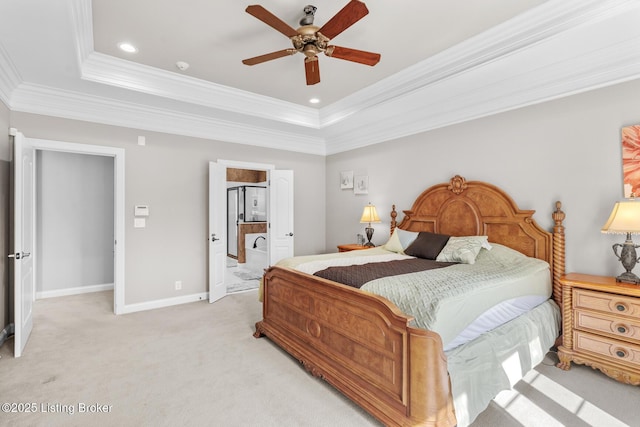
xmin=69 ymin=0 xmax=93 ymax=68
xmin=6 ymin=0 xmax=640 ymax=157
xmin=217 ymin=159 xmax=275 ymax=170
xmin=0 ymin=41 xmax=22 ymax=106
xmin=25 ymin=137 xmax=126 ymax=315
xmin=10 ymin=83 xmax=327 ymax=156
xmin=80 ymin=52 xmax=320 ymax=129
xmin=119 ymin=293 xmax=208 ymax=315
xmin=36 ymin=283 xmax=113 ymax=299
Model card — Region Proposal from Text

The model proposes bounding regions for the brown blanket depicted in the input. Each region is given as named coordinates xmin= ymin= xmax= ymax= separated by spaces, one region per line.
xmin=314 ymin=258 xmax=457 ymax=289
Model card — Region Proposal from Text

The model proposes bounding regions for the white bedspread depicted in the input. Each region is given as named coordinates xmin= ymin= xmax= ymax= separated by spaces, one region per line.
xmin=284 ymin=244 xmax=551 ymax=350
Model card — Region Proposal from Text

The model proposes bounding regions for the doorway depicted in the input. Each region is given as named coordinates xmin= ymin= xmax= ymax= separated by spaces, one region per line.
xmin=12 ymin=133 xmax=125 ymax=357
xmin=208 ymin=160 xmax=293 ymax=303
xmin=226 ymin=172 xmax=268 ymax=294
xmin=35 ymin=150 xmax=114 ymax=299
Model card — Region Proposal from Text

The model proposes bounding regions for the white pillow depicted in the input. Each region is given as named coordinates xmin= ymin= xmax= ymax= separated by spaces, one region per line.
xmin=436 ymin=236 xmax=489 ymax=264
xmin=383 ymin=228 xmax=419 ymax=254
xmin=397 ymin=229 xmax=419 ymax=249
xmin=382 ymin=229 xmax=403 ymax=253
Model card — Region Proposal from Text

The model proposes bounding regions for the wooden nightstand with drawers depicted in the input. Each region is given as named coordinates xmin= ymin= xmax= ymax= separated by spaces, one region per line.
xmin=337 ymin=243 xmax=369 ymax=252
xmin=557 ymin=273 xmax=640 ymax=385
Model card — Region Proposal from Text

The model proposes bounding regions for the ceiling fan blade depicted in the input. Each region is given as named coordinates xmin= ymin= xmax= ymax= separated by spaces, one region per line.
xmin=304 ymin=57 xmax=320 ymax=85
xmin=326 ymin=45 xmax=380 ymax=66
xmin=242 ymin=49 xmax=297 ymax=66
xmin=245 ymin=5 xmax=299 ymax=38
xmin=317 ymin=0 xmax=369 ymax=40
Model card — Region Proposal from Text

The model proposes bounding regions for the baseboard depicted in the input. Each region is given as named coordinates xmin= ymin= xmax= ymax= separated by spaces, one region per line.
xmin=36 ymin=283 xmax=114 ymax=299
xmin=118 ymin=293 xmax=209 ymax=315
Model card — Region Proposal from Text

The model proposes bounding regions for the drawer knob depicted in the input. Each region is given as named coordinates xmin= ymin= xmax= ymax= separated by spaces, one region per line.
xmin=616 ymin=304 xmax=626 ymax=312
xmin=618 ymin=326 xmax=627 ymax=334
xmin=616 ymin=350 xmax=626 ymax=358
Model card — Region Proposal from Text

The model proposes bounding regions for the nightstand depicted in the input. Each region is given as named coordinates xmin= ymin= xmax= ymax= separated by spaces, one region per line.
xmin=337 ymin=243 xmax=369 ymax=252
xmin=556 ymin=273 xmax=640 ymax=385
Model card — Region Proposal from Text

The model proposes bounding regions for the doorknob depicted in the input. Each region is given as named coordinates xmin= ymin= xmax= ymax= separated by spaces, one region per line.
xmin=287 ymin=232 xmax=293 ymax=237
xmin=211 ymin=234 xmax=220 ymax=242
xmin=8 ymin=252 xmax=25 ymax=259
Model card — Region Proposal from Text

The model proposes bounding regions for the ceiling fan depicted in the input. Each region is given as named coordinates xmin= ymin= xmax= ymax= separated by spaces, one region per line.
xmin=242 ymin=1 xmax=381 ymax=85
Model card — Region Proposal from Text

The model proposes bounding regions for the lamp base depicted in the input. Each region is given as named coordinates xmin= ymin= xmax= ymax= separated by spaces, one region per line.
xmin=615 ymin=271 xmax=640 ymax=284
xmin=612 ymin=235 xmax=640 ymax=285
xmin=364 ymin=226 xmax=375 ymax=247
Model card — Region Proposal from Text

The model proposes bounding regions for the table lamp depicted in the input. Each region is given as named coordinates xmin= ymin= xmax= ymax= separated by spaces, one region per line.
xmin=601 ymin=199 xmax=640 ymax=284
xmin=360 ymin=203 xmax=381 ymax=247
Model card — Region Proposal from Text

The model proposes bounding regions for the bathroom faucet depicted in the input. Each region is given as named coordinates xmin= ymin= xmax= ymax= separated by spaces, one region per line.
xmin=252 ymin=235 xmax=266 ymax=248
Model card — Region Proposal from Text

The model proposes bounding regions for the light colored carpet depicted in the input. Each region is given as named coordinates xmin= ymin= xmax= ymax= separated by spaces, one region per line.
xmin=0 ymin=291 xmax=638 ymax=427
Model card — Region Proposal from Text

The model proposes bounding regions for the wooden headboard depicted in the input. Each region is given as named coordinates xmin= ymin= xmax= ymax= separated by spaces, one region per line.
xmin=390 ymin=175 xmax=566 ymax=305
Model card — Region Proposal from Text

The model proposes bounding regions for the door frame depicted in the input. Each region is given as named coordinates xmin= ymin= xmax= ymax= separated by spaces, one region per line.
xmin=26 ymin=137 xmax=125 ymax=314
xmin=214 ymin=160 xmax=274 ymax=297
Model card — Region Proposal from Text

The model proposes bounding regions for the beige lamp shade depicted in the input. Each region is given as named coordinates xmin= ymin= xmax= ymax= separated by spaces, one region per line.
xmin=601 ymin=200 xmax=640 ymax=234
xmin=360 ymin=204 xmax=381 ymax=224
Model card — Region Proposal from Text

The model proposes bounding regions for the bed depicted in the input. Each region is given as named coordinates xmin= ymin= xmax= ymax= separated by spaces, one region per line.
xmin=254 ymin=175 xmax=566 ymax=426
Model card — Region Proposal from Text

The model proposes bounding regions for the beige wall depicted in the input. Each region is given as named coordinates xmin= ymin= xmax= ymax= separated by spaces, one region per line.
xmin=0 ymin=101 xmax=9 ymax=328
xmin=326 ymin=79 xmax=640 ymax=277
xmin=9 ymin=113 xmax=326 ymax=306
xmin=3 ymin=77 xmax=639 ymax=314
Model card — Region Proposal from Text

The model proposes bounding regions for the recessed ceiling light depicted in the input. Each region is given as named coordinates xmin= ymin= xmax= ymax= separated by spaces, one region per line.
xmin=309 ymin=98 xmax=320 ymax=104
xmin=118 ymin=42 xmax=137 ymax=53
xmin=176 ymin=61 xmax=190 ymax=71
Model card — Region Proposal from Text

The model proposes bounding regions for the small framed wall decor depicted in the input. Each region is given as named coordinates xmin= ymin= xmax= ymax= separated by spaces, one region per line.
xmin=340 ymin=171 xmax=354 ymax=189
xmin=354 ymin=175 xmax=369 ymax=195
xmin=622 ymin=125 xmax=640 ymax=197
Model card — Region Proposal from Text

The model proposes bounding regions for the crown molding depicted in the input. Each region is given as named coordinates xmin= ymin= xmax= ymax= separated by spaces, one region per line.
xmin=81 ymin=52 xmax=322 ymax=130
xmin=320 ymin=0 xmax=638 ymax=128
xmin=69 ymin=0 xmax=93 ymax=67
xmin=0 ymin=42 xmax=22 ymax=107
xmin=5 ymin=0 xmax=640 ymax=158
xmin=69 ymin=0 xmax=321 ymax=130
xmin=324 ymin=11 xmax=640 ymax=154
xmin=10 ymin=83 xmax=326 ymax=155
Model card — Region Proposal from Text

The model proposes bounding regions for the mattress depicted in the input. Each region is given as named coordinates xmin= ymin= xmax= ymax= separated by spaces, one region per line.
xmin=282 ymin=244 xmax=551 ymax=350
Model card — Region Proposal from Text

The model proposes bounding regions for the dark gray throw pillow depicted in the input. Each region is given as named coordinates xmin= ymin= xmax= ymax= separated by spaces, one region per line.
xmin=404 ymin=232 xmax=451 ymax=260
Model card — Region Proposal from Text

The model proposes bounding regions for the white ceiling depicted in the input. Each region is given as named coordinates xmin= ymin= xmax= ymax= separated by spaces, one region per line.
xmin=91 ymin=0 xmax=546 ymax=106
xmin=1 ymin=0 xmax=639 ymax=155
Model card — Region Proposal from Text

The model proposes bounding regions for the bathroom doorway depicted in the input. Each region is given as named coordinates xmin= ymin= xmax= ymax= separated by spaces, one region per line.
xmin=225 ymin=169 xmax=267 ymax=293
xmin=209 ymin=159 xmax=293 ymax=302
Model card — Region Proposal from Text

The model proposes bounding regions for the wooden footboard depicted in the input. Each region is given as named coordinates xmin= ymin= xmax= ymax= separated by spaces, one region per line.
xmin=254 ymin=176 xmax=566 ymax=426
xmin=255 ymin=265 xmax=456 ymax=427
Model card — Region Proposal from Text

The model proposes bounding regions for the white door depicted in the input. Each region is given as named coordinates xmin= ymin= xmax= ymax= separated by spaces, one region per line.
xmin=208 ymin=162 xmax=227 ymax=303
xmin=269 ymin=170 xmax=294 ymax=265
xmin=11 ymin=132 xmax=35 ymax=357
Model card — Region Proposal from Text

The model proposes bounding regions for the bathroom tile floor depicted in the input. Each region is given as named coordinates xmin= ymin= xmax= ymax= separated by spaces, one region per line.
xmin=225 ymin=257 xmax=261 ymax=293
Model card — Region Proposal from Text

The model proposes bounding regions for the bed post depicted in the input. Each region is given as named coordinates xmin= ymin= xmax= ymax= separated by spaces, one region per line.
xmin=552 ymin=201 xmax=566 ymax=306
xmin=390 ymin=204 xmax=397 ymax=236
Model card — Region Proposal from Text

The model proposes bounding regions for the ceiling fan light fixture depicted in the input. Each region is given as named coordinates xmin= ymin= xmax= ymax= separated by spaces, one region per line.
xmin=118 ymin=42 xmax=137 ymax=53
xmin=243 ymin=1 xmax=379 ymax=86
xmin=303 ymin=43 xmax=318 ymax=57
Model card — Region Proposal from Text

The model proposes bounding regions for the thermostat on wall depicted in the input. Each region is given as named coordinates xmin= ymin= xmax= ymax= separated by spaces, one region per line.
xmin=135 ymin=205 xmax=149 ymax=216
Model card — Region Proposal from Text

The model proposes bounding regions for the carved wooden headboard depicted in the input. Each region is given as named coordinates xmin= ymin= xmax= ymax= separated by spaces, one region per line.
xmin=390 ymin=175 xmax=566 ymax=304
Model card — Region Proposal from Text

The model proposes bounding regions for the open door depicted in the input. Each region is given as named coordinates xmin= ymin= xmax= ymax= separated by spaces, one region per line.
xmin=269 ymin=170 xmax=294 ymax=265
xmin=10 ymin=132 xmax=35 ymax=357
xmin=208 ymin=162 xmax=227 ymax=303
